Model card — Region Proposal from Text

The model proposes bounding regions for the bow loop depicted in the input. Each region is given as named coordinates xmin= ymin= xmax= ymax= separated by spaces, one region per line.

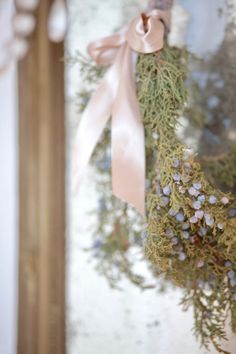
xmin=87 ymin=34 xmax=126 ymax=66
xmin=126 ymin=9 xmax=170 ymax=54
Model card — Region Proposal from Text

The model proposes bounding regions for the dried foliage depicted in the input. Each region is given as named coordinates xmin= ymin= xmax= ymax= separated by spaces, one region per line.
xmin=138 ymin=48 xmax=236 ymax=353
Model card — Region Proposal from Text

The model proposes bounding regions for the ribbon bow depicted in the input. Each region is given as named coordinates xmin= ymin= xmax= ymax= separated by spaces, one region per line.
xmin=74 ymin=9 xmax=170 ymax=215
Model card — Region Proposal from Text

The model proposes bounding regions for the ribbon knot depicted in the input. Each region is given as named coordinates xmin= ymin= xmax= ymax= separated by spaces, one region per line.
xmin=74 ymin=9 xmax=170 ymax=215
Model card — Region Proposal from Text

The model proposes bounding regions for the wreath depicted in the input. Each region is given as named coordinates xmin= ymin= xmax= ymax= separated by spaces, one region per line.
xmin=72 ymin=3 xmax=236 ymax=353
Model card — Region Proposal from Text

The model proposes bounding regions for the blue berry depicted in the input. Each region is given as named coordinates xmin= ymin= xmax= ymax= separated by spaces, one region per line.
xmin=173 ymin=173 xmax=181 ymax=182
xmin=195 ymin=210 xmax=204 ymax=219
xmin=230 ymin=278 xmax=236 ymax=287
xmin=172 ymin=158 xmax=180 ymax=168
xmin=192 ymin=201 xmax=202 ymax=210
xmin=98 ymin=158 xmax=111 ymax=171
xmin=141 ymin=231 xmax=148 ymax=241
xmin=163 ymin=185 xmax=171 ymax=196
xmin=182 ymin=222 xmax=190 ymax=230
xmin=176 ymin=212 xmax=185 ymax=222
xmin=228 ymin=209 xmax=236 ymax=218
xmin=168 ymin=208 xmax=179 ymax=217
xmin=198 ymin=227 xmax=207 ymax=237
xmin=204 ymin=214 xmax=214 ymax=227
xmin=228 ymin=270 xmax=235 ymax=279
xmin=190 ymin=216 xmax=198 ymax=224
xmin=188 ymin=188 xmax=200 ymax=197
xmin=208 ymin=95 xmax=220 ymax=109
xmin=198 ymin=195 xmax=206 ymax=203
xmin=99 ymin=198 xmax=107 ymax=212
xmin=172 ymin=237 xmax=179 ymax=245
xmin=93 ymin=240 xmax=103 ymax=249
xmin=160 ymin=197 xmax=170 ymax=207
xmin=208 ymin=195 xmax=217 ymax=204
xmin=217 ymin=223 xmax=224 ymax=230
xmin=165 ymin=229 xmax=174 ymax=238
xmin=178 ymin=252 xmax=186 ymax=261
xmin=182 ymin=231 xmax=190 ymax=240
xmin=193 ymin=182 xmax=202 ymax=190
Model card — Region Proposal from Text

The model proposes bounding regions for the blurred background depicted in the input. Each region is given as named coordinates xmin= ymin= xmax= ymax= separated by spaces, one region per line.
xmin=1 ymin=1 xmax=236 ymax=354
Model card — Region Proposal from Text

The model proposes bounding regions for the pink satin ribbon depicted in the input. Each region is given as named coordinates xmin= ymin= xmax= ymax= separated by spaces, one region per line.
xmin=74 ymin=9 xmax=170 ymax=215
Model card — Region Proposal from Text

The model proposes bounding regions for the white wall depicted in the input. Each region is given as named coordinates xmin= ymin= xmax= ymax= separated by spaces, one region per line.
xmin=0 ymin=3 xmax=18 ymax=354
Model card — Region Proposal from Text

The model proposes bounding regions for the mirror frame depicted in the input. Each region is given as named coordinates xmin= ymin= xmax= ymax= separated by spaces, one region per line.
xmin=17 ymin=1 xmax=66 ymax=353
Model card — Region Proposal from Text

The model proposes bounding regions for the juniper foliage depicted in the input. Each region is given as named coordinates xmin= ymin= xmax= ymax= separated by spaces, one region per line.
xmin=137 ymin=47 xmax=236 ymax=354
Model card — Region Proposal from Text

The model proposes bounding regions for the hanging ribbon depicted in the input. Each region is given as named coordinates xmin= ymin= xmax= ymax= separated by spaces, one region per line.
xmin=74 ymin=9 xmax=170 ymax=215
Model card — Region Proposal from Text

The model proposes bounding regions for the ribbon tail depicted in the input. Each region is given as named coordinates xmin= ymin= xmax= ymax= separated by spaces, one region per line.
xmin=73 ymin=65 xmax=119 ymax=189
xmin=112 ymin=44 xmax=146 ymax=215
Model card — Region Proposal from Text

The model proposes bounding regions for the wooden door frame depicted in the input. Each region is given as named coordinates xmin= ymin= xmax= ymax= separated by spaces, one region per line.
xmin=17 ymin=0 xmax=66 ymax=353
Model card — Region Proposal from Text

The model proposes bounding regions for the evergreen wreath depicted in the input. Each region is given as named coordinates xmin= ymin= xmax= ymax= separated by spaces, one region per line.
xmin=71 ymin=6 xmax=236 ymax=354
